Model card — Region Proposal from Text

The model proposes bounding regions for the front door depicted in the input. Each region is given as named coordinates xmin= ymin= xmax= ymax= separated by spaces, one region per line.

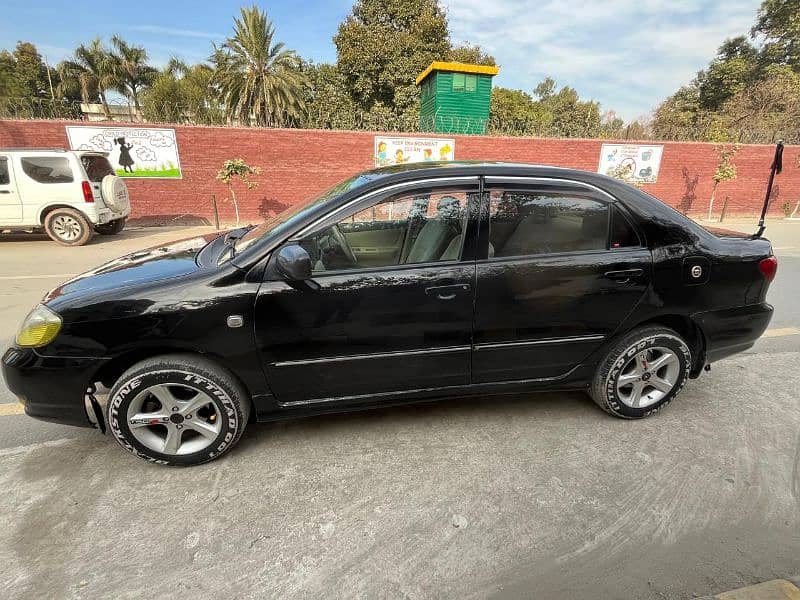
xmin=0 ymin=155 xmax=22 ymax=223
xmin=473 ymin=180 xmax=651 ymax=383
xmin=254 ymin=180 xmax=479 ymax=405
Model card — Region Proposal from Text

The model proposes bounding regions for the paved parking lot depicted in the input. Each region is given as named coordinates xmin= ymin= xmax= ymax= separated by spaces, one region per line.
xmin=1 ymin=222 xmax=799 ymax=599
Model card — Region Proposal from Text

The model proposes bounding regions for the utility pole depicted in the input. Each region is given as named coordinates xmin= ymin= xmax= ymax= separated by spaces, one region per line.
xmin=43 ymin=56 xmax=55 ymax=100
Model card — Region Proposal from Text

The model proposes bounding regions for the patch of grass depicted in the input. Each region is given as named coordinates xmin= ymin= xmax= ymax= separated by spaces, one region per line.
xmin=116 ymin=167 xmax=181 ymax=178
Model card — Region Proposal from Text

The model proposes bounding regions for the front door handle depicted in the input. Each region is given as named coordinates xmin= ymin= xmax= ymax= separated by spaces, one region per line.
xmin=603 ymin=268 xmax=643 ymax=283
xmin=425 ymin=283 xmax=471 ymax=300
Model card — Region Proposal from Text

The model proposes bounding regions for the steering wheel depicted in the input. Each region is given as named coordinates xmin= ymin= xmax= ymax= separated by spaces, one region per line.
xmin=330 ymin=224 xmax=358 ymax=266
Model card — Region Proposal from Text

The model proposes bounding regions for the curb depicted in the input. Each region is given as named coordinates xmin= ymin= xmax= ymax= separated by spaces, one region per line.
xmin=697 ymin=578 xmax=800 ymax=599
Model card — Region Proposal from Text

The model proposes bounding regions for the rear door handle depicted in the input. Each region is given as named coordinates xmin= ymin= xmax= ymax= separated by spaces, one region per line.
xmin=425 ymin=284 xmax=471 ymax=300
xmin=0 ymin=190 xmax=10 ymax=194
xmin=603 ymin=268 xmax=643 ymax=283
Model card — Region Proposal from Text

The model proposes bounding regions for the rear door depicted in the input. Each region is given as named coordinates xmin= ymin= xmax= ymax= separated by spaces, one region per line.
xmin=0 ymin=154 xmax=22 ymax=223
xmin=472 ymin=177 xmax=651 ymax=383
xmin=14 ymin=154 xmax=78 ymax=222
xmin=254 ymin=178 xmax=480 ymax=405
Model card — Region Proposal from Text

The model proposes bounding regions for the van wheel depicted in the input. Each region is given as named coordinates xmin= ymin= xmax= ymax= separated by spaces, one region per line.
xmin=96 ymin=217 xmax=126 ymax=235
xmin=44 ymin=208 xmax=93 ymax=246
xmin=107 ymin=354 xmax=251 ymax=466
xmin=590 ymin=326 xmax=691 ymax=419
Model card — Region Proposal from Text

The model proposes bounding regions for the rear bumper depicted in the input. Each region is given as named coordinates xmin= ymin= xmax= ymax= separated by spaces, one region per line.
xmin=692 ymin=302 xmax=773 ymax=363
xmin=1 ymin=346 xmax=107 ymax=428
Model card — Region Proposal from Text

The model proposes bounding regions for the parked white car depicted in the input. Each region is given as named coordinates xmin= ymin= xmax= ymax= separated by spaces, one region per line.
xmin=0 ymin=149 xmax=131 ymax=246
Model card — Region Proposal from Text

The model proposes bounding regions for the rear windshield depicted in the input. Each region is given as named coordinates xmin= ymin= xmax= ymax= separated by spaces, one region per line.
xmin=81 ymin=155 xmax=115 ymax=182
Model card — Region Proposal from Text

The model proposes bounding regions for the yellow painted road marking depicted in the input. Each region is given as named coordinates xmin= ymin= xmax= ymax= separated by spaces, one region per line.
xmin=763 ymin=327 xmax=800 ymax=338
xmin=716 ymin=579 xmax=800 ymax=599
xmin=0 ymin=403 xmax=24 ymax=416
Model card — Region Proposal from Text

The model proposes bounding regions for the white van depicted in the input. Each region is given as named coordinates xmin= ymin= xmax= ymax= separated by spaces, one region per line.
xmin=0 ymin=149 xmax=131 ymax=246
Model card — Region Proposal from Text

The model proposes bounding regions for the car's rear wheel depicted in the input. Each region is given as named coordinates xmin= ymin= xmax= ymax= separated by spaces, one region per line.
xmin=107 ymin=354 xmax=250 ymax=466
xmin=96 ymin=217 xmax=126 ymax=235
xmin=590 ymin=326 xmax=691 ymax=418
xmin=44 ymin=208 xmax=93 ymax=246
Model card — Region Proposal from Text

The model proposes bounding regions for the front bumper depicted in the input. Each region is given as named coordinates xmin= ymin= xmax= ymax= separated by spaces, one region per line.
xmin=1 ymin=346 xmax=108 ymax=428
xmin=692 ymin=302 xmax=774 ymax=364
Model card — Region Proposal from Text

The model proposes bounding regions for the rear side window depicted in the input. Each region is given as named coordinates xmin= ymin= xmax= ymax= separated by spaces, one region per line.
xmin=81 ymin=155 xmax=115 ymax=182
xmin=610 ymin=206 xmax=641 ymax=248
xmin=489 ymin=191 xmax=609 ymax=257
xmin=0 ymin=158 xmax=9 ymax=185
xmin=20 ymin=157 xmax=73 ymax=184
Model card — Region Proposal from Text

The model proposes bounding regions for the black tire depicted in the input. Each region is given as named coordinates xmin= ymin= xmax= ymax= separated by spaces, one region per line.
xmin=44 ymin=208 xmax=93 ymax=246
xmin=590 ymin=326 xmax=691 ymax=419
xmin=96 ymin=217 xmax=126 ymax=235
xmin=107 ymin=354 xmax=251 ymax=466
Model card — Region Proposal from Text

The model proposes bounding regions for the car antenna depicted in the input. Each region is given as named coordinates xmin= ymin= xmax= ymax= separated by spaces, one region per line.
xmin=753 ymin=140 xmax=784 ymax=239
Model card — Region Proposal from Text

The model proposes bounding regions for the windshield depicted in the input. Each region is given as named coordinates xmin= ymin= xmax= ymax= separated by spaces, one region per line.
xmin=222 ymin=172 xmax=382 ymax=261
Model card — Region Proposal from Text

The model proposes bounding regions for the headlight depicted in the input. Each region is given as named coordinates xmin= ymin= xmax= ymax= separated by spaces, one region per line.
xmin=16 ymin=304 xmax=62 ymax=348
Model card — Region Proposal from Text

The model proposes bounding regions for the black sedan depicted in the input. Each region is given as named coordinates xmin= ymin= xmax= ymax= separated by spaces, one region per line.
xmin=2 ymin=162 xmax=777 ymax=465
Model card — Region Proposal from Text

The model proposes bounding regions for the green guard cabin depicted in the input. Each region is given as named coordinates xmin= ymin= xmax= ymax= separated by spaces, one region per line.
xmin=417 ymin=62 xmax=499 ymax=135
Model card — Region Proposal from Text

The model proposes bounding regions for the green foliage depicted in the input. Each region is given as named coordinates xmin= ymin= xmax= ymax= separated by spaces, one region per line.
xmin=751 ymin=0 xmax=800 ymax=70
xmin=447 ymin=44 xmax=496 ymax=66
xmin=334 ymin=0 xmax=450 ymax=118
xmin=0 ymin=42 xmax=57 ymax=100
xmin=109 ymin=36 xmax=158 ymax=110
xmin=214 ymin=5 xmax=307 ymax=126
xmin=713 ymin=145 xmax=740 ymax=183
xmin=216 ymin=158 xmax=261 ymax=226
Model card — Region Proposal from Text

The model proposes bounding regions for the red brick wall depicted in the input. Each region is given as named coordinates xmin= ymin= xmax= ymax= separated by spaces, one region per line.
xmin=2 ymin=119 xmax=797 ymax=224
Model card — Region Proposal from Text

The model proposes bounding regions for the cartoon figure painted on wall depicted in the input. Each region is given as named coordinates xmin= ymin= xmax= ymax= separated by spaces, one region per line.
xmin=115 ymin=137 xmax=135 ymax=173
xmin=376 ymin=141 xmax=389 ymax=166
xmin=423 ymin=148 xmax=433 ymax=161
xmin=395 ymin=149 xmax=409 ymax=164
xmin=439 ymin=144 xmax=453 ymax=161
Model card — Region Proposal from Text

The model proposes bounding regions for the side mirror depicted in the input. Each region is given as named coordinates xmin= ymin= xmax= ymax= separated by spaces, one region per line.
xmin=276 ymin=244 xmax=313 ymax=281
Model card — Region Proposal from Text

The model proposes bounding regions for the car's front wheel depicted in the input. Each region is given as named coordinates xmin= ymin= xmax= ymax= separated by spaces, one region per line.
xmin=107 ymin=354 xmax=250 ymax=466
xmin=590 ymin=326 xmax=691 ymax=418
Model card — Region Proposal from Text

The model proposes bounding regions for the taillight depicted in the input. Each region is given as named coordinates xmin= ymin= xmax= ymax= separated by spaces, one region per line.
xmin=758 ymin=256 xmax=778 ymax=282
xmin=81 ymin=181 xmax=94 ymax=203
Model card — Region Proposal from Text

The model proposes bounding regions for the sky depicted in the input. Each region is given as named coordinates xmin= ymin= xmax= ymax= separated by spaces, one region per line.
xmin=0 ymin=0 xmax=764 ymax=121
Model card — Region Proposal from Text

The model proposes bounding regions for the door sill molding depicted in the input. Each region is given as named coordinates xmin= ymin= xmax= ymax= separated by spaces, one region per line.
xmin=272 ymin=345 xmax=470 ymax=368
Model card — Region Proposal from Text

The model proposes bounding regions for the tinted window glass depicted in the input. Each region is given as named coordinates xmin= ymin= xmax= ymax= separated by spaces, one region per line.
xmin=21 ymin=156 xmax=73 ymax=184
xmin=465 ymin=74 xmax=477 ymax=92
xmin=610 ymin=206 xmax=640 ymax=248
xmin=81 ymin=155 xmax=115 ymax=182
xmin=0 ymin=158 xmax=9 ymax=185
xmin=301 ymin=190 xmax=469 ymax=272
xmin=489 ymin=191 xmax=608 ymax=257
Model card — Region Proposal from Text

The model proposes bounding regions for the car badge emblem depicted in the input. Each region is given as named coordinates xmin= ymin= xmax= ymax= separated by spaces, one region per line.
xmin=691 ymin=265 xmax=702 ymax=279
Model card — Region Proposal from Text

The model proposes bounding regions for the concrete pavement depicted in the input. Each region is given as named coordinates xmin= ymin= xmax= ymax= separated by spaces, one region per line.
xmin=0 ymin=220 xmax=798 ymax=599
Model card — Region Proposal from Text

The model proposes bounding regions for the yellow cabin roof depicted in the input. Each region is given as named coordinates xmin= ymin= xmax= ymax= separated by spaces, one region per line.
xmin=415 ymin=62 xmax=500 ymax=85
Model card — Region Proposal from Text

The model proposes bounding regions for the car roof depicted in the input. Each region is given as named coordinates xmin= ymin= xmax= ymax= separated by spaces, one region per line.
xmin=0 ymin=148 xmax=109 ymax=156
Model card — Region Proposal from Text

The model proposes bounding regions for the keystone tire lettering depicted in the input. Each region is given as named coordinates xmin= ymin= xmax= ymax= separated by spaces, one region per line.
xmin=1 ymin=162 xmax=776 ymax=465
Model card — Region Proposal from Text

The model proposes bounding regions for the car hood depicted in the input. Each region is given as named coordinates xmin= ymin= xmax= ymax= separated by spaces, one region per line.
xmin=43 ymin=233 xmax=221 ymax=304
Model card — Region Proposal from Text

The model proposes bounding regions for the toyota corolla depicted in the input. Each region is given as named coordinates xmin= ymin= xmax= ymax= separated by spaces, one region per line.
xmin=2 ymin=162 xmax=777 ymax=465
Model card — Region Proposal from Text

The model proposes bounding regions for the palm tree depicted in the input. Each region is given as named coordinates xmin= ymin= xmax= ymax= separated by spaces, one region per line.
xmin=110 ymin=36 xmax=157 ymax=111
xmin=214 ymin=6 xmax=306 ymax=126
xmin=57 ymin=38 xmax=115 ymax=119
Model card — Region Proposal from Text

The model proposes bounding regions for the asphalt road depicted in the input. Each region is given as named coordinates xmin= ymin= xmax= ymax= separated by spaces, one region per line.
xmin=0 ymin=221 xmax=798 ymax=599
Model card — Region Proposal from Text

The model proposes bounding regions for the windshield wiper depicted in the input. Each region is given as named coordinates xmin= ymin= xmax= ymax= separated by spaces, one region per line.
xmin=220 ymin=225 xmax=255 ymax=260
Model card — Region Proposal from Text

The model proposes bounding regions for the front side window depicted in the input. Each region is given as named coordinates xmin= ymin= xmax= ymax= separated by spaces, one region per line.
xmin=489 ymin=191 xmax=609 ymax=257
xmin=20 ymin=156 xmax=73 ymax=184
xmin=300 ymin=189 xmax=469 ymax=273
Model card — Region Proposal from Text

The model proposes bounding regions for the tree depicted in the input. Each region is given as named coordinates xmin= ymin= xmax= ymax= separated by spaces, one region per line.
xmin=751 ymin=0 xmax=800 ymax=70
xmin=109 ymin=36 xmax=157 ymax=111
xmin=651 ymin=86 xmax=706 ymax=140
xmin=58 ymin=38 xmax=116 ymax=119
xmin=334 ymin=0 xmax=450 ymax=118
xmin=708 ymin=145 xmax=739 ymax=220
xmin=302 ymin=61 xmax=357 ymax=129
xmin=214 ymin=5 xmax=306 ymax=126
xmin=447 ymin=43 xmax=496 ymax=66
xmin=216 ymin=158 xmax=261 ymax=226
xmin=697 ymin=36 xmax=759 ymax=110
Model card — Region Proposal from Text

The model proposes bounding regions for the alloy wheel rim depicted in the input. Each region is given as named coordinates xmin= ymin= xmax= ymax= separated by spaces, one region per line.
xmin=126 ymin=383 xmax=222 ymax=455
xmin=52 ymin=215 xmax=82 ymax=241
xmin=615 ymin=346 xmax=680 ymax=408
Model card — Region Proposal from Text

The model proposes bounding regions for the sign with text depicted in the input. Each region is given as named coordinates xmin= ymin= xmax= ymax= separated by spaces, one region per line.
xmin=374 ymin=136 xmax=455 ymax=167
xmin=66 ymin=126 xmax=182 ymax=178
xmin=598 ymin=143 xmax=664 ymax=183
